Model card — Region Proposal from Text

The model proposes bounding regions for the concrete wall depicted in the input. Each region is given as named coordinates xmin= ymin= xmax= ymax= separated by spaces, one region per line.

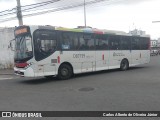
xmin=0 ymin=27 xmax=15 ymax=69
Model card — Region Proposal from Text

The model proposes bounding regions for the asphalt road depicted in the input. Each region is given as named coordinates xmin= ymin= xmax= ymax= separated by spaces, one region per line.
xmin=0 ymin=56 xmax=160 ymax=120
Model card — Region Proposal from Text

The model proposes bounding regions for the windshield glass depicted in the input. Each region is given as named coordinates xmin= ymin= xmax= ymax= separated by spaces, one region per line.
xmin=15 ymin=35 xmax=33 ymax=61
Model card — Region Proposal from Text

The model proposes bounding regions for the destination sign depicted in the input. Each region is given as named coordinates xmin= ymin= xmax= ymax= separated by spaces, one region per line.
xmin=15 ymin=28 xmax=28 ymax=36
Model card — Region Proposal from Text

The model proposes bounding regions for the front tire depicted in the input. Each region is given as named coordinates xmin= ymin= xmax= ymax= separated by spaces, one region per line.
xmin=120 ymin=59 xmax=129 ymax=71
xmin=58 ymin=64 xmax=73 ymax=80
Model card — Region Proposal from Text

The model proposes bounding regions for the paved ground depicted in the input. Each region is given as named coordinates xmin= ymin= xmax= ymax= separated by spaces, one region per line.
xmin=0 ymin=56 xmax=160 ymax=120
xmin=0 ymin=69 xmax=14 ymax=75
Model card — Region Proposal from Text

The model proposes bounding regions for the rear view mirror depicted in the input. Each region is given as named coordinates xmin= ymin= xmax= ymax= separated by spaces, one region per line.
xmin=9 ymin=39 xmax=15 ymax=51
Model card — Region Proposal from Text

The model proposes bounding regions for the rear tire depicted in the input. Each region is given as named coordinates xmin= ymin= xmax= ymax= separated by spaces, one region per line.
xmin=120 ymin=59 xmax=129 ymax=71
xmin=58 ymin=64 xmax=73 ymax=80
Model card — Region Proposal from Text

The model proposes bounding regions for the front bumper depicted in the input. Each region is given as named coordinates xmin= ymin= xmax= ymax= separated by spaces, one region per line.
xmin=14 ymin=67 xmax=35 ymax=77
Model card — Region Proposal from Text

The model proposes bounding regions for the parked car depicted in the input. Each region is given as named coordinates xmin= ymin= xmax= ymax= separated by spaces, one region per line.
xmin=150 ymin=49 xmax=159 ymax=56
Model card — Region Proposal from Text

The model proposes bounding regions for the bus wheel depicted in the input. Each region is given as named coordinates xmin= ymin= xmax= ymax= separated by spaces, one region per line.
xmin=120 ymin=59 xmax=129 ymax=71
xmin=58 ymin=64 xmax=73 ymax=80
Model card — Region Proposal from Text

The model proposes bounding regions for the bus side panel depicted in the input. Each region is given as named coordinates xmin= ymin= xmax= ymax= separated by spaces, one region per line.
xmin=43 ymin=55 xmax=57 ymax=76
xmin=57 ymin=51 xmax=96 ymax=74
xmin=95 ymin=50 xmax=109 ymax=71
xmin=121 ymin=50 xmax=132 ymax=65
xmin=131 ymin=50 xmax=141 ymax=66
xmin=78 ymin=51 xmax=96 ymax=73
xmin=141 ymin=50 xmax=150 ymax=64
xmin=34 ymin=53 xmax=58 ymax=77
xmin=109 ymin=50 xmax=122 ymax=69
xmin=59 ymin=51 xmax=82 ymax=74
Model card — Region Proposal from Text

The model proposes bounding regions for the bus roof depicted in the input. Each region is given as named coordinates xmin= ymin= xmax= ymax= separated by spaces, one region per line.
xmin=29 ymin=25 xmax=150 ymax=38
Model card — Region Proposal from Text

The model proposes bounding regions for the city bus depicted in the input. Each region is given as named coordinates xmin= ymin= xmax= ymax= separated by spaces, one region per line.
xmin=12 ymin=25 xmax=150 ymax=79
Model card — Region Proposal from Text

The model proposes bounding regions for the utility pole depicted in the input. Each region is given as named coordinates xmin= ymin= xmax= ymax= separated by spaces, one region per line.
xmin=16 ymin=0 xmax=23 ymax=26
xmin=84 ymin=0 xmax=87 ymax=27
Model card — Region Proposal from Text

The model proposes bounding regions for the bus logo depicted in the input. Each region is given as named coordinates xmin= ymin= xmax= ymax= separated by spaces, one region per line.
xmin=2 ymin=112 xmax=11 ymax=117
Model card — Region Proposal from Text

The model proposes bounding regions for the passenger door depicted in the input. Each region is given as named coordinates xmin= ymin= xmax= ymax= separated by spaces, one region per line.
xmin=95 ymin=34 xmax=109 ymax=71
xmin=33 ymin=29 xmax=57 ymax=76
xmin=78 ymin=33 xmax=96 ymax=72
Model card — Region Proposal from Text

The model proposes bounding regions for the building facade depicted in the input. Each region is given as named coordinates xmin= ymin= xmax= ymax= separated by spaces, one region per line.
xmin=129 ymin=29 xmax=146 ymax=36
xmin=151 ymin=40 xmax=158 ymax=47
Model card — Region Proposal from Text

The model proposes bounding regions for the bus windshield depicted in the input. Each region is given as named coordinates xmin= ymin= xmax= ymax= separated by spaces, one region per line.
xmin=15 ymin=35 xmax=33 ymax=61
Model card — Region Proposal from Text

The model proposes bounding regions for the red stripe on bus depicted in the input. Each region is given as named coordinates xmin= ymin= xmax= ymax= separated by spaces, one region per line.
xmin=102 ymin=54 xmax=104 ymax=60
xmin=58 ymin=56 xmax=60 ymax=63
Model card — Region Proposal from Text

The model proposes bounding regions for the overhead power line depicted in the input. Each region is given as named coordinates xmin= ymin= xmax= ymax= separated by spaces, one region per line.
xmin=0 ymin=0 xmax=60 ymax=18
xmin=0 ymin=11 xmax=16 ymax=17
xmin=21 ymin=0 xmax=60 ymax=8
xmin=21 ymin=0 xmax=60 ymax=12
xmin=0 ymin=8 xmax=16 ymax=14
xmin=0 ymin=16 xmax=17 ymax=23
xmin=0 ymin=0 xmax=112 ymax=23
xmin=0 ymin=0 xmax=59 ymax=22
xmin=23 ymin=0 xmax=109 ymax=17
xmin=0 ymin=8 xmax=16 ymax=17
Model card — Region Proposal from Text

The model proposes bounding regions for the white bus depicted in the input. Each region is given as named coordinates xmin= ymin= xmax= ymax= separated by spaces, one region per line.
xmin=13 ymin=25 xmax=150 ymax=79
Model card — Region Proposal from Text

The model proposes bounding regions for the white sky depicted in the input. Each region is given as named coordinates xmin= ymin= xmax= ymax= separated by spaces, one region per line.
xmin=0 ymin=0 xmax=160 ymax=39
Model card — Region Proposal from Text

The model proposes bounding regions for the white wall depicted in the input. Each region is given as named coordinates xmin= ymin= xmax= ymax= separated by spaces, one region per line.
xmin=0 ymin=27 xmax=15 ymax=69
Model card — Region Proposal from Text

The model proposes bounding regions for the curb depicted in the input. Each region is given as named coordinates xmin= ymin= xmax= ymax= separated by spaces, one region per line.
xmin=0 ymin=69 xmax=14 ymax=75
xmin=0 ymin=73 xmax=14 ymax=75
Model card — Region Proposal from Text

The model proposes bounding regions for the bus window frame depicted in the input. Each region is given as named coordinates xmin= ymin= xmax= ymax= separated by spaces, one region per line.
xmin=33 ymin=29 xmax=58 ymax=61
xmin=95 ymin=34 xmax=109 ymax=50
xmin=120 ymin=36 xmax=132 ymax=50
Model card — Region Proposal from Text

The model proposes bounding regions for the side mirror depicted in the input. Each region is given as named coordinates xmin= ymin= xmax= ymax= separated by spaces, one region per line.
xmin=9 ymin=39 xmax=15 ymax=51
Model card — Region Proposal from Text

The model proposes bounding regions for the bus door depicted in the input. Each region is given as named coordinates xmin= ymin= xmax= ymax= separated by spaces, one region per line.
xmin=78 ymin=33 xmax=96 ymax=72
xmin=108 ymin=35 xmax=122 ymax=69
xmin=33 ymin=29 xmax=57 ymax=76
xmin=95 ymin=35 xmax=109 ymax=71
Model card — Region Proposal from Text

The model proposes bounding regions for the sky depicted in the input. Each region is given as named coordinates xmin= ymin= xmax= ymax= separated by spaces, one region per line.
xmin=0 ymin=0 xmax=160 ymax=39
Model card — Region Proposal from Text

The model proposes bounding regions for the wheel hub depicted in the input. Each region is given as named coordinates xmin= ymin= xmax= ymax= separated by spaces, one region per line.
xmin=61 ymin=68 xmax=68 ymax=76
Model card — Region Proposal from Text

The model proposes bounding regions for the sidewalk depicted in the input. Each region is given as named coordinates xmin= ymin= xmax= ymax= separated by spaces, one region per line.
xmin=0 ymin=69 xmax=14 ymax=75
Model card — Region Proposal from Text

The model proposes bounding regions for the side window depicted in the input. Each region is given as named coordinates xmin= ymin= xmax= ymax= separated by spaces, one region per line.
xmin=34 ymin=30 xmax=57 ymax=61
xmin=61 ymin=32 xmax=72 ymax=50
xmin=72 ymin=34 xmax=79 ymax=50
xmin=61 ymin=32 xmax=79 ymax=50
xmin=121 ymin=36 xmax=131 ymax=50
xmin=109 ymin=35 xmax=121 ymax=50
xmin=79 ymin=34 xmax=94 ymax=50
xmin=132 ymin=37 xmax=140 ymax=50
xmin=85 ymin=34 xmax=94 ymax=50
xmin=95 ymin=35 xmax=109 ymax=50
xmin=140 ymin=37 xmax=150 ymax=50
xmin=40 ymin=39 xmax=56 ymax=53
xmin=79 ymin=34 xmax=86 ymax=50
